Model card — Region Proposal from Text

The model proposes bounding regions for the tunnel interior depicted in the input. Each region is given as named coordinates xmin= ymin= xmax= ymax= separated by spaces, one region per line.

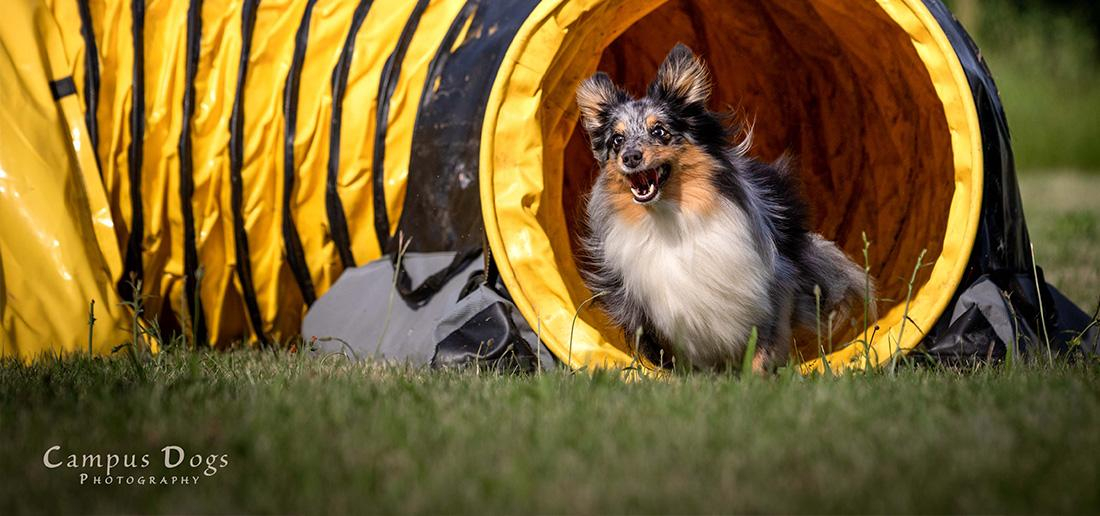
xmin=557 ymin=0 xmax=957 ymax=357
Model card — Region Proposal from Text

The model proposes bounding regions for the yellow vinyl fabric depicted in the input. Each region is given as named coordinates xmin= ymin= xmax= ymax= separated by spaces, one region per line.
xmin=0 ymin=0 xmax=470 ymax=357
xmin=481 ymin=0 xmax=983 ymax=372
xmin=0 ymin=0 xmax=130 ymax=359
xmin=3 ymin=0 xmax=982 ymax=371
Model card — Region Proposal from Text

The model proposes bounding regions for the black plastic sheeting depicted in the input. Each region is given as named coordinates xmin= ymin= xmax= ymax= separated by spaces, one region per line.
xmin=931 ymin=272 xmax=1099 ymax=359
xmin=430 ymin=286 xmax=545 ymax=373
xmin=920 ymin=0 xmax=1097 ymax=361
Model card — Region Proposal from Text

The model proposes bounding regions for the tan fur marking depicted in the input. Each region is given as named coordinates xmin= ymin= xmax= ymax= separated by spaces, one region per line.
xmin=663 ymin=143 xmax=719 ymax=216
xmin=603 ymin=162 xmax=647 ymax=225
xmin=645 ymin=115 xmax=657 ymax=128
xmin=613 ymin=121 xmax=626 ymax=134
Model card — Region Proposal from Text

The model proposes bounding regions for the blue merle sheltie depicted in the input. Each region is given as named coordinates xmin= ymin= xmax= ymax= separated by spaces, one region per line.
xmin=576 ymin=44 xmax=875 ymax=372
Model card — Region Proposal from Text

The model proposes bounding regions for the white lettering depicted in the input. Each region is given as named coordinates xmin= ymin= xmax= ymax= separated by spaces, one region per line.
xmin=43 ymin=445 xmax=62 ymax=468
xmin=162 ymin=446 xmax=184 ymax=468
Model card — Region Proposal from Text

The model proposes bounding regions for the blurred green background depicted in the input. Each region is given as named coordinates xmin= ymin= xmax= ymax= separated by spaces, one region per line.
xmin=944 ymin=0 xmax=1100 ymax=172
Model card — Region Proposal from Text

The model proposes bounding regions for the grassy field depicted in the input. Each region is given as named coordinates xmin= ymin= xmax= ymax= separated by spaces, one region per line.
xmin=3 ymin=353 xmax=1100 ymax=514
xmin=1 ymin=174 xmax=1098 ymax=514
xmin=1019 ymin=172 xmax=1100 ymax=309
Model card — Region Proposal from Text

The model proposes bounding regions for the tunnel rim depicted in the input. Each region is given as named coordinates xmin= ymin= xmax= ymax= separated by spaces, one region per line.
xmin=480 ymin=0 xmax=984 ymax=373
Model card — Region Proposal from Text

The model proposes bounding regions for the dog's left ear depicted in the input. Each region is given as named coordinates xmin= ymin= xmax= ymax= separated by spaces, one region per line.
xmin=576 ymin=72 xmax=625 ymax=135
xmin=648 ymin=43 xmax=712 ymax=107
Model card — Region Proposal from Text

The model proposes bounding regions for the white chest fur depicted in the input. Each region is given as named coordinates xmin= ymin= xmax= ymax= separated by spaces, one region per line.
xmin=602 ymin=199 xmax=775 ymax=366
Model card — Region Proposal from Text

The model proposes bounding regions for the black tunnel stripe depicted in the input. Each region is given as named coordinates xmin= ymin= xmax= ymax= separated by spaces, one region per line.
xmin=281 ymin=0 xmax=319 ymax=305
xmin=75 ymin=0 xmax=100 ymax=160
xmin=326 ymin=0 xmax=375 ymax=270
xmin=229 ymin=0 xmax=267 ymax=344
xmin=119 ymin=0 xmax=146 ymax=303
xmin=400 ymin=0 xmax=540 ymax=254
xmin=392 ymin=246 xmax=482 ymax=307
xmin=370 ymin=0 xmax=431 ymax=254
xmin=178 ymin=0 xmax=208 ymax=345
xmin=49 ymin=77 xmax=76 ymax=99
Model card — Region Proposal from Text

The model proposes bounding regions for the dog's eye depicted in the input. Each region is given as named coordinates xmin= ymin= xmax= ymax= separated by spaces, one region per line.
xmin=610 ymin=134 xmax=625 ymax=150
xmin=650 ymin=125 xmax=670 ymax=142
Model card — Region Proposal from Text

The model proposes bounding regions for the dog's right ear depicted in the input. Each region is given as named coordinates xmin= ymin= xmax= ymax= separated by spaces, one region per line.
xmin=576 ymin=72 xmax=624 ymax=135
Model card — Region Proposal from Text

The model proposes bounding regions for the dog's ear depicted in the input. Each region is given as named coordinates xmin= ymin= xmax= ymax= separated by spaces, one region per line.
xmin=648 ymin=43 xmax=711 ymax=107
xmin=576 ymin=72 xmax=624 ymax=135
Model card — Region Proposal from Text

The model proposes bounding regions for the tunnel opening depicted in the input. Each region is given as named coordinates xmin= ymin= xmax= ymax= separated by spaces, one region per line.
xmin=482 ymin=0 xmax=980 ymax=369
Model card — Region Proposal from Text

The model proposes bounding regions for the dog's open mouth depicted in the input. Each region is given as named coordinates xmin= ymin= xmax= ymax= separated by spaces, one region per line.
xmin=626 ymin=164 xmax=671 ymax=204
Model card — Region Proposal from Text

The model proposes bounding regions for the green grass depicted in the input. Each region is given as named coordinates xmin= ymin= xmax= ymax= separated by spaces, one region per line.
xmin=3 ymin=352 xmax=1100 ymax=514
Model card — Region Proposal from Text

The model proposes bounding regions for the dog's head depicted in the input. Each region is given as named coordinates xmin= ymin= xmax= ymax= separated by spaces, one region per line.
xmin=576 ymin=44 xmax=730 ymax=207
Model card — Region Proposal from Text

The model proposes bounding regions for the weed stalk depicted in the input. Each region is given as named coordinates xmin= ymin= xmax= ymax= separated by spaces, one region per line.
xmin=814 ymin=285 xmax=831 ymax=377
xmin=1029 ymin=243 xmax=1054 ymax=366
xmin=891 ymin=248 xmax=927 ymax=374
xmin=861 ymin=232 xmax=874 ymax=371
xmin=87 ymin=300 xmax=96 ymax=357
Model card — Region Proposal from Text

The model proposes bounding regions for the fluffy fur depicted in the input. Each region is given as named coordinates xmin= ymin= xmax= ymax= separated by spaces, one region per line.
xmin=576 ymin=44 xmax=875 ymax=372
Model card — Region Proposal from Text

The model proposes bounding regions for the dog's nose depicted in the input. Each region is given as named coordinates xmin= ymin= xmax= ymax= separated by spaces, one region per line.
xmin=621 ymin=149 xmax=643 ymax=169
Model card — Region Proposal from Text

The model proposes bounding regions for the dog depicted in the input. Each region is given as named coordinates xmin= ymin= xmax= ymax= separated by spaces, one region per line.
xmin=576 ymin=44 xmax=874 ymax=372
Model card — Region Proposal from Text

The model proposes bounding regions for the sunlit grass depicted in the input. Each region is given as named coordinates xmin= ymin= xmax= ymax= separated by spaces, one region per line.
xmin=2 ymin=349 xmax=1099 ymax=514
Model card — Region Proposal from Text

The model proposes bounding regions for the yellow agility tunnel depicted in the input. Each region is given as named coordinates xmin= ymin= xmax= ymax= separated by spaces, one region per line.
xmin=3 ymin=0 xmax=1079 ymax=368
